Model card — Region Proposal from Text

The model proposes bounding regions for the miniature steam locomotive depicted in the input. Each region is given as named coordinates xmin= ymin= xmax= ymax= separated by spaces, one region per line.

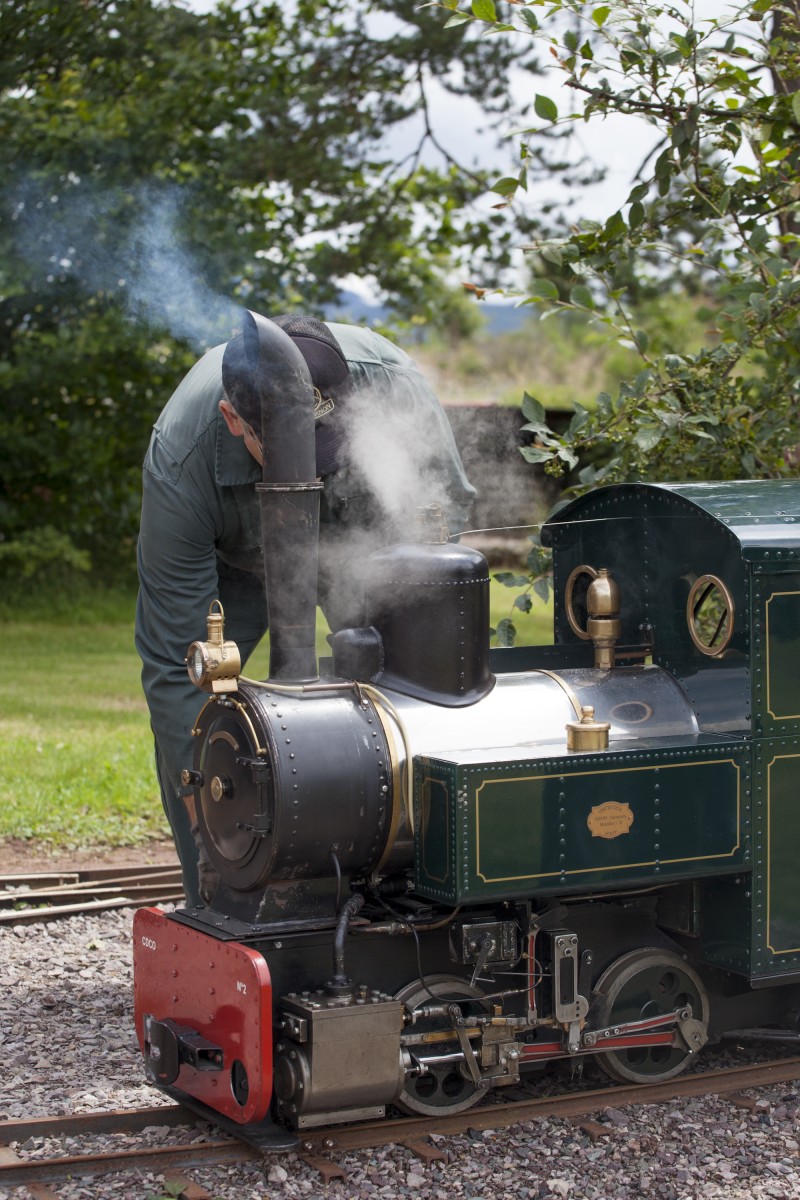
xmin=133 ymin=315 xmax=800 ymax=1145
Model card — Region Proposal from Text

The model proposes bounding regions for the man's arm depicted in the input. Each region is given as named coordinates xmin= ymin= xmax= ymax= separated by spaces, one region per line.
xmin=135 ymin=451 xmax=224 ymax=805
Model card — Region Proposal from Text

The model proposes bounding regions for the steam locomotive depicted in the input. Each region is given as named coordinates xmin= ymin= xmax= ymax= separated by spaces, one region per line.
xmin=133 ymin=315 xmax=800 ymax=1145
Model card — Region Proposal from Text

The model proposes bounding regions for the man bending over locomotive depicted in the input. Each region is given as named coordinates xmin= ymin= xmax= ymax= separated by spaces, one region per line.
xmin=135 ymin=315 xmax=475 ymax=907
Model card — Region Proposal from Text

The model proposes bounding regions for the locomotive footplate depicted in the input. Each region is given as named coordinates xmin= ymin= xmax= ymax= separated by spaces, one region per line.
xmin=159 ymin=1083 xmax=299 ymax=1151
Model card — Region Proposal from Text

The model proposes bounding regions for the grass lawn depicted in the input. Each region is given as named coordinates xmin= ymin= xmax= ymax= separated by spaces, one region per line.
xmin=0 ymin=580 xmax=552 ymax=851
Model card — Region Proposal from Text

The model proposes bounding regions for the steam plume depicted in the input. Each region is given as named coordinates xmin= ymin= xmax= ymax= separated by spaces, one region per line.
xmin=8 ymin=179 xmax=238 ymax=348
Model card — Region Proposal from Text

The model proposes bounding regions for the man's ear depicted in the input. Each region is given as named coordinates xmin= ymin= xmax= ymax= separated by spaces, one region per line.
xmin=219 ymin=398 xmax=244 ymax=437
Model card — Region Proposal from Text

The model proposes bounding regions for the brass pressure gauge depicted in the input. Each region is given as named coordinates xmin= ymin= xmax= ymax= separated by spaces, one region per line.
xmin=186 ymin=600 xmax=241 ymax=694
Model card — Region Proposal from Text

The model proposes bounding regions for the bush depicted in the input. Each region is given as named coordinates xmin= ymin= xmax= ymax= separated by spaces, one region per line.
xmin=0 ymin=526 xmax=91 ymax=592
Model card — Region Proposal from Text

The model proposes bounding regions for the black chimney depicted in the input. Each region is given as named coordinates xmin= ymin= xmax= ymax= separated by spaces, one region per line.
xmin=241 ymin=310 xmax=322 ymax=680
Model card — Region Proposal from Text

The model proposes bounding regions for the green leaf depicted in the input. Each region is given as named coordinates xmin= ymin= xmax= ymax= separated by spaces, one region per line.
xmin=533 ymin=576 xmax=553 ymax=604
xmin=527 ymin=544 xmax=552 ymax=574
xmin=534 ymin=94 xmax=559 ymax=122
xmin=529 ymin=277 xmax=560 ymax=300
xmin=444 ymin=12 xmax=473 ymax=26
xmin=522 ymin=392 xmax=547 ymax=423
xmin=634 ymin=426 xmax=662 ymax=452
xmin=793 ymin=92 xmax=800 ymax=125
xmin=471 ymin=0 xmax=497 ymax=20
xmin=513 ymin=594 xmax=533 ymax=613
xmin=604 ymin=210 xmax=627 ymax=239
xmin=520 ymin=445 xmax=557 ymax=464
xmin=491 ymin=176 xmax=521 ymax=197
xmin=634 ymin=369 xmax=652 ymax=396
xmin=495 ymin=571 xmax=530 ymax=588
xmin=569 ymin=284 xmax=594 ymax=309
xmin=569 ymin=403 xmax=590 ymax=433
xmin=495 ymin=618 xmax=516 ymax=648
xmin=629 ymin=200 xmax=645 ymax=229
xmin=634 ymin=329 xmax=649 ymax=353
xmin=520 ymin=9 xmax=539 ymax=31
xmin=592 ymin=6 xmax=611 ymax=26
xmin=541 ymin=244 xmax=563 ymax=268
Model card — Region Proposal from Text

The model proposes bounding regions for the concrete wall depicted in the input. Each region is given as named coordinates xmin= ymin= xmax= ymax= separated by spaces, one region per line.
xmin=446 ymin=405 xmax=557 ymax=545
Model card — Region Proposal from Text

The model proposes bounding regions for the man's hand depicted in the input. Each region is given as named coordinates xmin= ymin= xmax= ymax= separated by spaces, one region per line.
xmin=190 ymin=823 xmax=220 ymax=905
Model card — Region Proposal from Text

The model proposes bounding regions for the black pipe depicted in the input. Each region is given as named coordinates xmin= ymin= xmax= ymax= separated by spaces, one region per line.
xmin=330 ymin=893 xmax=366 ymax=991
xmin=241 ymin=311 xmax=322 ymax=681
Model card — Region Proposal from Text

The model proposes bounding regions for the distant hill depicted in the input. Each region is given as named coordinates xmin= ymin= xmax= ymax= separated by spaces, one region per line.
xmin=323 ymin=290 xmax=528 ymax=336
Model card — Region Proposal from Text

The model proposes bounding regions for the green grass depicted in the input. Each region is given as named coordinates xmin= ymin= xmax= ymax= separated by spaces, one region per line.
xmin=0 ymin=580 xmax=550 ymax=850
xmin=0 ymin=606 xmax=163 ymax=849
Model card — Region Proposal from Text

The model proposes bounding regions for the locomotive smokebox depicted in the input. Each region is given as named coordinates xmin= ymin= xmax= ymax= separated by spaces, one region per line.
xmin=334 ymin=540 xmax=495 ymax=707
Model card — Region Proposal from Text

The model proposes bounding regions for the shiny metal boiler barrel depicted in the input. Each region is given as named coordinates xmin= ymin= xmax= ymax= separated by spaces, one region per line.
xmin=192 ymin=664 xmax=698 ymax=892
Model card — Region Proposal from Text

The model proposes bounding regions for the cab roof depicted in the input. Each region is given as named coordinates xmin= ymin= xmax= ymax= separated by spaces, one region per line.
xmin=542 ymin=480 xmax=800 ymax=558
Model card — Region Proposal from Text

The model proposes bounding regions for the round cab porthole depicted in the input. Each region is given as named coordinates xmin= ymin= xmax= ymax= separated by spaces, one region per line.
xmin=687 ymin=575 xmax=734 ymax=656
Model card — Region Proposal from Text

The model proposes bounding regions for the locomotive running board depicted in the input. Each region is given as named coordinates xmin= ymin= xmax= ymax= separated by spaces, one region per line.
xmin=159 ymin=1084 xmax=299 ymax=1152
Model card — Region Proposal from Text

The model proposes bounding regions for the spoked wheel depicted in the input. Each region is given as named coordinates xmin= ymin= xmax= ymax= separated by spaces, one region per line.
xmin=593 ymin=949 xmax=709 ymax=1084
xmin=396 ymin=974 xmax=490 ymax=1116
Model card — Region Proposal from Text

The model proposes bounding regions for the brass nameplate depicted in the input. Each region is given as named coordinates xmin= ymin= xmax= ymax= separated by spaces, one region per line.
xmin=587 ymin=802 xmax=634 ymax=839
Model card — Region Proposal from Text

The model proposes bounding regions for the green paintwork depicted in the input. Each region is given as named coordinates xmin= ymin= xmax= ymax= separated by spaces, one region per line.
xmin=532 ymin=480 xmax=800 ymax=982
xmin=549 ymin=480 xmax=800 ymax=554
xmin=413 ymin=738 xmax=749 ymax=906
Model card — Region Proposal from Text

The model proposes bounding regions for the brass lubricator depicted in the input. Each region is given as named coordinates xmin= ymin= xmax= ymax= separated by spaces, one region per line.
xmin=185 ymin=600 xmax=241 ymax=694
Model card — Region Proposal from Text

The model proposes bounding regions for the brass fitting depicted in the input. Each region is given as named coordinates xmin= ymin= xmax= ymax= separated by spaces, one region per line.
xmin=566 ymin=705 xmax=610 ymax=752
xmin=186 ymin=600 xmax=241 ymax=693
xmin=586 ymin=568 xmax=621 ymax=669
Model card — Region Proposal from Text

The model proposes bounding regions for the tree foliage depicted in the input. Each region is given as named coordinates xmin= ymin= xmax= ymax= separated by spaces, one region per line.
xmin=441 ymin=0 xmax=800 ymax=489
xmin=0 ymin=0 xmax=531 ymax=576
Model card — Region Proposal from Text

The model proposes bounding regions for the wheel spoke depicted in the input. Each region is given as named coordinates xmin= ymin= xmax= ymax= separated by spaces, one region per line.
xmin=593 ymin=949 xmax=709 ymax=1084
xmin=395 ymin=975 xmax=489 ymax=1116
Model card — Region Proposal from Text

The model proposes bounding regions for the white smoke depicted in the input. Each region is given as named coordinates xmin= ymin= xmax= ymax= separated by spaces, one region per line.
xmin=345 ymin=396 xmax=453 ymax=525
xmin=9 ymin=180 xmax=239 ymax=349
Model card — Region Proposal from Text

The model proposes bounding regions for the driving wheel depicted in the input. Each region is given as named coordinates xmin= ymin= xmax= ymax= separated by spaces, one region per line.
xmin=396 ymin=975 xmax=490 ymax=1116
xmin=593 ymin=948 xmax=709 ymax=1083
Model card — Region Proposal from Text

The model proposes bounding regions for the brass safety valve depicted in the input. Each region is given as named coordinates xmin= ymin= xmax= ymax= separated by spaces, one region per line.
xmin=566 ymin=705 xmax=610 ymax=752
xmin=186 ymin=600 xmax=241 ymax=694
xmin=587 ymin=568 xmax=621 ymax=670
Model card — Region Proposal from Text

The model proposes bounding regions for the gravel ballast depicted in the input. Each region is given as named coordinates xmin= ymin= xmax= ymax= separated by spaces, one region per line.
xmin=2 ymin=909 xmax=800 ymax=1200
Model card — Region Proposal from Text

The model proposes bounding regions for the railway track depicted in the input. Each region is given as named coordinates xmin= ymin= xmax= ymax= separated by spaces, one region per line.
xmin=0 ymin=865 xmax=183 ymax=923
xmin=2 ymin=1056 xmax=799 ymax=1195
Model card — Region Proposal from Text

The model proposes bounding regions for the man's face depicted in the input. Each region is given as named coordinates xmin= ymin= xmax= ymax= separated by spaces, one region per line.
xmin=240 ymin=419 xmax=264 ymax=465
xmin=219 ymin=397 xmax=263 ymax=465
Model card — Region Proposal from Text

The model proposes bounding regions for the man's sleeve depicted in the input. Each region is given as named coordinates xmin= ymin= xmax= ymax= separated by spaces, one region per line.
xmin=135 ymin=450 xmax=223 ymax=799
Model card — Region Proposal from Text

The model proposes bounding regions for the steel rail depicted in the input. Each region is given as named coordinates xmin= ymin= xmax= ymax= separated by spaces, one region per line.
xmin=1 ymin=1057 xmax=799 ymax=1189
xmin=0 ymin=1138 xmax=256 ymax=1188
xmin=0 ymin=865 xmax=183 ymax=923
xmin=299 ymin=1055 xmax=800 ymax=1153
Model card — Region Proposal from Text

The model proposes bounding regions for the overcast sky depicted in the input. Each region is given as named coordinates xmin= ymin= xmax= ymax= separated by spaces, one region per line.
xmin=183 ymin=0 xmax=742 ymax=299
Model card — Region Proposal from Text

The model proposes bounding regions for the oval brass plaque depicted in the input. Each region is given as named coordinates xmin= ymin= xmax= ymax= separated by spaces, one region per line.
xmin=587 ymin=801 xmax=634 ymax=839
